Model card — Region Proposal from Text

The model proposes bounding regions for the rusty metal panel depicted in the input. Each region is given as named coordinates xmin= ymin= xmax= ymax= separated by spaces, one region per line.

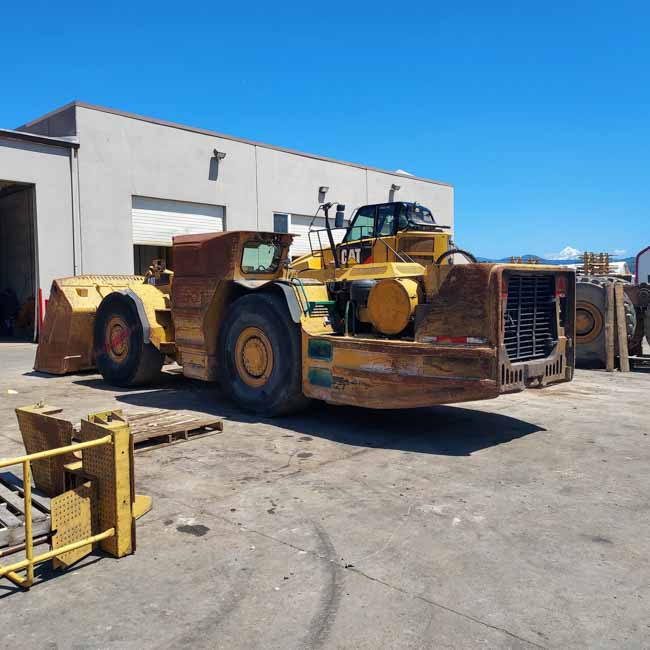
xmin=51 ymin=481 xmax=97 ymax=570
xmin=171 ymin=231 xmax=293 ymax=381
xmin=302 ymin=333 xmax=499 ymax=409
xmin=14 ymin=404 xmax=76 ymax=497
xmin=416 ymin=264 xmax=499 ymax=345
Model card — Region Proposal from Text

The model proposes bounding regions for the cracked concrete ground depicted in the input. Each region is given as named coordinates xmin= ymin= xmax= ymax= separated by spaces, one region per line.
xmin=0 ymin=341 xmax=649 ymax=649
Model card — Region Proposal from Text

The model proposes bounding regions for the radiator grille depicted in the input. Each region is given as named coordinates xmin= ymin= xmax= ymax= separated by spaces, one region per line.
xmin=309 ymin=303 xmax=331 ymax=318
xmin=504 ymin=275 xmax=556 ymax=362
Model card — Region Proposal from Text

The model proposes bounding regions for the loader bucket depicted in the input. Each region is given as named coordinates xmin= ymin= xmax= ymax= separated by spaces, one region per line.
xmin=34 ymin=275 xmax=143 ymax=375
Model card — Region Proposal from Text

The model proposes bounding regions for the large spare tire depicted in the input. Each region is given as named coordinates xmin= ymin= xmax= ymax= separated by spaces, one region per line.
xmin=576 ymin=277 xmax=636 ymax=368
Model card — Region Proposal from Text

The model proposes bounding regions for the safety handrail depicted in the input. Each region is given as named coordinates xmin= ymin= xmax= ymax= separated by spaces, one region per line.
xmin=0 ymin=435 xmax=114 ymax=589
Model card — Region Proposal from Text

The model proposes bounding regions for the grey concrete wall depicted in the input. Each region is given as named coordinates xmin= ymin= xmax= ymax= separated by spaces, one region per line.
xmin=0 ymin=139 xmax=75 ymax=299
xmin=74 ymin=106 xmax=259 ymax=274
xmin=255 ymin=147 xmax=368 ymax=229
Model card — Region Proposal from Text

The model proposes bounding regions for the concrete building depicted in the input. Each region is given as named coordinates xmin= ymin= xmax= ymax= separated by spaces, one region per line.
xmin=0 ymin=101 xmax=454 ymax=338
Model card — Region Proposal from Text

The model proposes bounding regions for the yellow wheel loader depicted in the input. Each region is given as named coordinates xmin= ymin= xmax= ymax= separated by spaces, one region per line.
xmin=35 ymin=204 xmax=576 ymax=416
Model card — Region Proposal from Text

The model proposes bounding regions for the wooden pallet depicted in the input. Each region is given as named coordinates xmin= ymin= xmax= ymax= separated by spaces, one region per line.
xmin=126 ymin=410 xmax=223 ymax=452
xmin=0 ymin=472 xmax=51 ymax=548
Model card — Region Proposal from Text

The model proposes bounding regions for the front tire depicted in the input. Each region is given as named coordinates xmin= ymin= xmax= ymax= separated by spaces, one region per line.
xmin=93 ymin=293 xmax=164 ymax=386
xmin=218 ymin=292 xmax=308 ymax=416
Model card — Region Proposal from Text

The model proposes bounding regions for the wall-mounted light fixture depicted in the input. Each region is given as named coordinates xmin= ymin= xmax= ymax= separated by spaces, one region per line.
xmin=319 ymin=186 xmax=330 ymax=194
xmin=209 ymin=149 xmax=227 ymax=181
xmin=391 ymin=183 xmax=401 ymax=192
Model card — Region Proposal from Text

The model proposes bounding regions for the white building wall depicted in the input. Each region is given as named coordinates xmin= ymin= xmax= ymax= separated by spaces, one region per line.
xmin=255 ymin=146 xmax=369 ymax=228
xmin=17 ymin=102 xmax=454 ymax=278
xmin=0 ymin=138 xmax=75 ymax=298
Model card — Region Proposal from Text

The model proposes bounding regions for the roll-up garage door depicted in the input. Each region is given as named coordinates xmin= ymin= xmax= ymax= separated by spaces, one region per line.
xmin=289 ymin=214 xmax=347 ymax=257
xmin=132 ymin=196 xmax=225 ymax=246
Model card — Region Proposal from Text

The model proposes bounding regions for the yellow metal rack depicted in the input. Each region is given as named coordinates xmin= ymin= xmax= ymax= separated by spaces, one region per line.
xmin=0 ymin=405 xmax=145 ymax=589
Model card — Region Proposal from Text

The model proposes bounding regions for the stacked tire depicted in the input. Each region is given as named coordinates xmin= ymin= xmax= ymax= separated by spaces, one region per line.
xmin=575 ymin=277 xmax=639 ymax=367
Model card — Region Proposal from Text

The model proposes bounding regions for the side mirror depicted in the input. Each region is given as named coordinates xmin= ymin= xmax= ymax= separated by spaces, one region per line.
xmin=335 ymin=204 xmax=345 ymax=229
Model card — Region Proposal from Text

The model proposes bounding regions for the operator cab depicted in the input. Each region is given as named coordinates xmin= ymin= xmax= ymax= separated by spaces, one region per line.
xmin=288 ymin=201 xmax=452 ymax=275
xmin=343 ymin=202 xmax=449 ymax=243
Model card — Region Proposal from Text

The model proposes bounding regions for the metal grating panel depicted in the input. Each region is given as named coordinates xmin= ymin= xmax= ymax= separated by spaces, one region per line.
xmin=309 ymin=303 xmax=331 ymax=318
xmin=51 ymin=481 xmax=97 ymax=569
xmin=504 ymin=274 xmax=557 ymax=362
xmin=77 ymin=412 xmax=134 ymax=558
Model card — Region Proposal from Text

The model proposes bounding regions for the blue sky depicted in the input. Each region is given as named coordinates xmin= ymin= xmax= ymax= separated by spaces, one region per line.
xmin=2 ymin=1 xmax=648 ymax=258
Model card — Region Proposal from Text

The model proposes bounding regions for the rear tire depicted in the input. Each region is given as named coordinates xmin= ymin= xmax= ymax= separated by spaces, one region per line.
xmin=218 ymin=292 xmax=308 ymax=416
xmin=94 ymin=293 xmax=164 ymax=386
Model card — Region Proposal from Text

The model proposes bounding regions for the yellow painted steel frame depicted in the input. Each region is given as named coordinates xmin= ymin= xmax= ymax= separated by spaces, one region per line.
xmin=0 ymin=409 xmax=136 ymax=589
xmin=0 ymin=436 xmax=114 ymax=589
xmin=289 ymin=231 xmax=451 ymax=281
xmin=77 ymin=411 xmax=135 ymax=558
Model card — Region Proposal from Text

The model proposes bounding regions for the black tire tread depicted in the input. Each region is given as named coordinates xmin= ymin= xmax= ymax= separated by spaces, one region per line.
xmin=576 ymin=277 xmax=637 ymax=367
xmin=218 ymin=291 xmax=309 ymax=416
xmin=94 ymin=293 xmax=164 ymax=387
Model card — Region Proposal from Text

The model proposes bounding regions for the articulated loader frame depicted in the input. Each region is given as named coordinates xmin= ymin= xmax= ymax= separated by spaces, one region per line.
xmin=35 ymin=230 xmax=575 ymax=415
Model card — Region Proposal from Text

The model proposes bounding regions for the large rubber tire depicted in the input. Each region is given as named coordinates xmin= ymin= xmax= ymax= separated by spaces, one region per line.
xmin=629 ymin=307 xmax=645 ymax=356
xmin=576 ymin=277 xmax=636 ymax=368
xmin=93 ymin=293 xmax=164 ymax=387
xmin=218 ymin=292 xmax=308 ymax=416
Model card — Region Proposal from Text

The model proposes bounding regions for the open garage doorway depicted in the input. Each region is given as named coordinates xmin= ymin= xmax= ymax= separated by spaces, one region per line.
xmin=0 ymin=181 xmax=37 ymax=341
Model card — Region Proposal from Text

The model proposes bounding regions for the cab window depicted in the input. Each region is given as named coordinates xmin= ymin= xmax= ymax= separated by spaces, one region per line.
xmin=344 ymin=205 xmax=375 ymax=242
xmin=241 ymin=241 xmax=283 ymax=274
xmin=397 ymin=203 xmax=409 ymax=230
xmin=376 ymin=204 xmax=397 ymax=236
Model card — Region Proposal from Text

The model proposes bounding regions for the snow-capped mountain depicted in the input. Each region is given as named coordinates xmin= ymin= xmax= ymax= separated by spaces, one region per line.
xmin=544 ymin=246 xmax=583 ymax=260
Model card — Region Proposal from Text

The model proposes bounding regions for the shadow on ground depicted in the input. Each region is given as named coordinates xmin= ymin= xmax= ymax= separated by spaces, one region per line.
xmin=0 ymin=554 xmax=104 ymax=601
xmin=73 ymin=374 xmax=545 ymax=457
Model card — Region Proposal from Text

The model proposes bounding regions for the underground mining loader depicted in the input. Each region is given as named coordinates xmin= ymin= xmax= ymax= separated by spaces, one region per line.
xmin=35 ymin=216 xmax=575 ymax=415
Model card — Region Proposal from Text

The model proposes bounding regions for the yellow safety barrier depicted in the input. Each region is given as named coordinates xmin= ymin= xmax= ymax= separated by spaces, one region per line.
xmin=0 ymin=436 xmax=113 ymax=589
xmin=1 ymin=406 xmax=145 ymax=590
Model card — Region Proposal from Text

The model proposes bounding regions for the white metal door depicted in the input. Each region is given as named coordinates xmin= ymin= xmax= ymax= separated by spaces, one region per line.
xmin=132 ymin=196 xmax=225 ymax=246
